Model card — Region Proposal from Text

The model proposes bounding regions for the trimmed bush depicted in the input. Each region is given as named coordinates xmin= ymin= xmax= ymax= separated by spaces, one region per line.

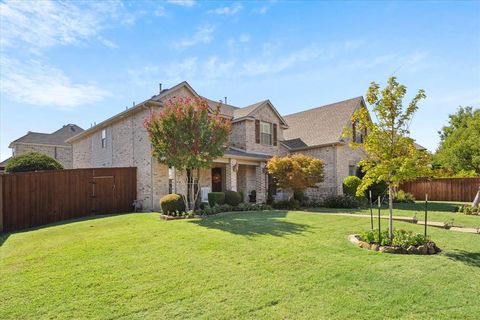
xmin=224 ymin=190 xmax=242 ymax=206
xmin=5 ymin=152 xmax=63 ymax=173
xmin=208 ymin=192 xmax=225 ymax=206
xmin=160 ymin=194 xmax=186 ymax=215
xmin=393 ymin=190 xmax=415 ymax=203
xmin=342 ymin=176 xmax=362 ymax=197
xmin=272 ymin=199 xmax=301 ymax=210
xmin=323 ymin=195 xmax=359 ymax=208
xmin=360 ymin=229 xmax=428 ymax=247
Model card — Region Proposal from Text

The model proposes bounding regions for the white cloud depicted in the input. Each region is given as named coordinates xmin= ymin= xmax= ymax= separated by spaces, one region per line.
xmin=167 ymin=0 xmax=196 ymax=7
xmin=178 ymin=25 xmax=215 ymax=48
xmin=254 ymin=6 xmax=269 ymax=14
xmin=209 ymin=4 xmax=243 ymax=16
xmin=154 ymin=6 xmax=166 ymax=17
xmin=242 ymin=46 xmax=322 ymax=76
xmin=0 ymin=0 xmax=129 ymax=50
xmin=97 ymin=36 xmax=119 ymax=49
xmin=0 ymin=58 xmax=109 ymax=109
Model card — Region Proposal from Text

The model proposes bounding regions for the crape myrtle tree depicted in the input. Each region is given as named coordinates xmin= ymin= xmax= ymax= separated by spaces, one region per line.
xmin=267 ymin=154 xmax=325 ymax=198
xmin=347 ymin=77 xmax=430 ymax=241
xmin=145 ymin=96 xmax=231 ymax=211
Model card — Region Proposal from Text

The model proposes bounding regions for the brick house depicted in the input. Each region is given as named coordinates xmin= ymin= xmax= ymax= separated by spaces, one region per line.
xmin=66 ymin=81 xmax=367 ymax=211
xmin=2 ymin=124 xmax=84 ymax=169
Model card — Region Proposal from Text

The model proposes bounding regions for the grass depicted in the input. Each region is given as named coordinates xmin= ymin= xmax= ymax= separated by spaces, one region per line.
xmin=1 ymin=210 xmax=479 ymax=319
xmin=309 ymin=201 xmax=480 ymax=229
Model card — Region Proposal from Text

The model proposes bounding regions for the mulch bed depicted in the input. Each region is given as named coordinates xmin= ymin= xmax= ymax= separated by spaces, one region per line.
xmin=348 ymin=234 xmax=441 ymax=255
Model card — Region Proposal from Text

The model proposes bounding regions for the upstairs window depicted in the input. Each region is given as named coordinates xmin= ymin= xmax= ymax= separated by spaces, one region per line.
xmin=352 ymin=121 xmax=364 ymax=143
xmin=260 ymin=121 xmax=272 ymax=145
xmin=101 ymin=129 xmax=107 ymax=148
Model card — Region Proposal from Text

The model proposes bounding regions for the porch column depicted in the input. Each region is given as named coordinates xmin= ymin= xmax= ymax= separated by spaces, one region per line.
xmin=225 ymin=159 xmax=238 ymax=191
xmin=255 ymin=162 xmax=267 ymax=203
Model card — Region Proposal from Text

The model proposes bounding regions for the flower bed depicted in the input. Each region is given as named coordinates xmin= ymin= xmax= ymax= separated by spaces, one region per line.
xmin=160 ymin=203 xmax=272 ymax=221
xmin=348 ymin=229 xmax=441 ymax=255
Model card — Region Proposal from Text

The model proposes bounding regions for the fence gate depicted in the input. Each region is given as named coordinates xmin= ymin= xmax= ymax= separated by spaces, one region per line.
xmin=92 ymin=176 xmax=116 ymax=214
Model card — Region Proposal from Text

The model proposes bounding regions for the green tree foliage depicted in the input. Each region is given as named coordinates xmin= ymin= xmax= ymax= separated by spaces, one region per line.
xmin=342 ymin=176 xmax=362 ymax=197
xmin=434 ymin=106 xmax=480 ymax=175
xmin=267 ymin=154 xmax=324 ymax=194
xmin=145 ymin=97 xmax=231 ymax=210
xmin=347 ymin=77 xmax=430 ymax=240
xmin=5 ymin=152 xmax=63 ymax=173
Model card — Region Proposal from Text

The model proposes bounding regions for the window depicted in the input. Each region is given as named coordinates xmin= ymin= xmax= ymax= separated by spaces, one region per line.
xmin=349 ymin=165 xmax=357 ymax=176
xmin=352 ymin=121 xmax=364 ymax=143
xmin=260 ymin=121 xmax=272 ymax=145
xmin=101 ymin=129 xmax=107 ymax=148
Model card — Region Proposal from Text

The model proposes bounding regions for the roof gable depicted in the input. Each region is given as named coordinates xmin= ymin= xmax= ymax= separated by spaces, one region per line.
xmin=233 ymin=100 xmax=288 ymax=127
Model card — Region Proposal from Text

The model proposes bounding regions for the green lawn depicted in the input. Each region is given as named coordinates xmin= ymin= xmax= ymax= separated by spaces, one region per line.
xmin=309 ymin=201 xmax=480 ymax=229
xmin=1 ymin=210 xmax=479 ymax=319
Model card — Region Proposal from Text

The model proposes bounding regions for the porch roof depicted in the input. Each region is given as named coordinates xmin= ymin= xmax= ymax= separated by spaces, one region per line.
xmin=224 ymin=147 xmax=271 ymax=161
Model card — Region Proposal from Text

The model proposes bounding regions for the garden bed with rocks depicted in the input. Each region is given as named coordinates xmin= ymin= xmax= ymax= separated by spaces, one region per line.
xmin=348 ymin=234 xmax=441 ymax=255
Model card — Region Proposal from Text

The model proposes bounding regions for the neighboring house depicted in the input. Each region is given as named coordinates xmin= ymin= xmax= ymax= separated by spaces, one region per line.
xmin=66 ymin=81 xmax=370 ymax=211
xmin=3 ymin=124 xmax=84 ymax=169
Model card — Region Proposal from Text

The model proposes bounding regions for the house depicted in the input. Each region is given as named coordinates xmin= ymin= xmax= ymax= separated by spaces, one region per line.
xmin=66 ymin=81 xmax=366 ymax=210
xmin=3 ymin=124 xmax=84 ymax=169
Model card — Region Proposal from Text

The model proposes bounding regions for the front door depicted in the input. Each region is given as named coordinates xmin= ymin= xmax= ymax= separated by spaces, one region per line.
xmin=211 ymin=168 xmax=222 ymax=192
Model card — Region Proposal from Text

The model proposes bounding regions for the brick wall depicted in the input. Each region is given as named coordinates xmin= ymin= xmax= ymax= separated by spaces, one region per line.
xmin=13 ymin=143 xmax=73 ymax=168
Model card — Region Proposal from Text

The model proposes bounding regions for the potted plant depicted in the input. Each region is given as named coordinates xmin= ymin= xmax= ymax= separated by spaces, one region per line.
xmin=249 ymin=190 xmax=256 ymax=203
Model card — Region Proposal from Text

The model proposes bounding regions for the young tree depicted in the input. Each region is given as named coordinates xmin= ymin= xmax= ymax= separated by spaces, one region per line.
xmin=267 ymin=154 xmax=324 ymax=197
xmin=145 ymin=96 xmax=231 ymax=211
xmin=434 ymin=106 xmax=480 ymax=175
xmin=348 ymin=77 xmax=429 ymax=240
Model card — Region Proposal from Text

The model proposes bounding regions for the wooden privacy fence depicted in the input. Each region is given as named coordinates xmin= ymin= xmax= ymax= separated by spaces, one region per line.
xmin=0 ymin=167 xmax=136 ymax=233
xmin=400 ymin=177 xmax=480 ymax=202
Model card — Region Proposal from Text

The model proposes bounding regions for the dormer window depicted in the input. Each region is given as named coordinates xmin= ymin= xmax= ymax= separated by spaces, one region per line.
xmin=260 ymin=121 xmax=272 ymax=145
xmin=101 ymin=129 xmax=107 ymax=148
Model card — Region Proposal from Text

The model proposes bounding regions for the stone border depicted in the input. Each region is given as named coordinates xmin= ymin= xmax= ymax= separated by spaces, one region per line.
xmin=159 ymin=214 xmax=196 ymax=221
xmin=348 ymin=234 xmax=441 ymax=255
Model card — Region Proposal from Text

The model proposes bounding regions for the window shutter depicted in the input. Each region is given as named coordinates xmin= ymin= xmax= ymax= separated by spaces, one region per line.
xmin=273 ymin=123 xmax=278 ymax=146
xmin=255 ymin=120 xmax=260 ymax=143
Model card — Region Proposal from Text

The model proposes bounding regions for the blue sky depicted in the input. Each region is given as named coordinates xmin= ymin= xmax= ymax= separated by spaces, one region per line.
xmin=1 ymin=0 xmax=479 ymax=160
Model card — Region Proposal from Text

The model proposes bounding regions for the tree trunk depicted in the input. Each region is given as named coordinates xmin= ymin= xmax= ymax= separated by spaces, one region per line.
xmin=388 ymin=184 xmax=394 ymax=241
xmin=473 ymin=186 xmax=480 ymax=208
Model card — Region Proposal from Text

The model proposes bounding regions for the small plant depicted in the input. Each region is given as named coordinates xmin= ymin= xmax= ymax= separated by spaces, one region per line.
xmin=208 ymin=192 xmax=225 ymax=207
xmin=360 ymin=229 xmax=428 ymax=248
xmin=160 ymin=194 xmax=186 ymax=216
xmin=224 ymin=190 xmax=242 ymax=206
xmin=323 ymin=195 xmax=359 ymax=208
xmin=443 ymin=218 xmax=455 ymax=229
xmin=272 ymin=199 xmax=301 ymax=210
xmin=393 ymin=190 xmax=415 ymax=203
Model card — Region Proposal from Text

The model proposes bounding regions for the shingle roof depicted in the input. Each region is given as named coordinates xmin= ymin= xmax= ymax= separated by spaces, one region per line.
xmin=0 ymin=157 xmax=11 ymax=167
xmin=9 ymin=124 xmax=84 ymax=147
xmin=233 ymin=100 xmax=268 ymax=119
xmin=202 ymin=97 xmax=239 ymax=118
xmin=283 ymin=97 xmax=363 ymax=149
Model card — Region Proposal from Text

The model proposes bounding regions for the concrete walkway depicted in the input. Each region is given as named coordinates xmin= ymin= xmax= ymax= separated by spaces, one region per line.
xmin=307 ymin=212 xmax=479 ymax=234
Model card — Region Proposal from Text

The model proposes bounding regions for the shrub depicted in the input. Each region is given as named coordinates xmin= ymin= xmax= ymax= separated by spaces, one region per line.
xmin=224 ymin=190 xmax=242 ymax=206
xmin=160 ymin=194 xmax=186 ymax=215
xmin=360 ymin=229 xmax=428 ymax=247
xmin=5 ymin=152 xmax=63 ymax=173
xmin=272 ymin=199 xmax=300 ymax=210
xmin=393 ymin=190 xmax=415 ymax=203
xmin=342 ymin=176 xmax=362 ymax=197
xmin=323 ymin=195 xmax=359 ymax=208
xmin=208 ymin=192 xmax=225 ymax=206
xmin=195 ymin=202 xmax=271 ymax=215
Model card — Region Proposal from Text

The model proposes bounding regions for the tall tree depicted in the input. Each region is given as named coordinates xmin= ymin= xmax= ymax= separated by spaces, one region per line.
xmin=348 ymin=77 xmax=429 ymax=240
xmin=434 ymin=106 xmax=480 ymax=175
xmin=145 ymin=96 xmax=231 ymax=211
